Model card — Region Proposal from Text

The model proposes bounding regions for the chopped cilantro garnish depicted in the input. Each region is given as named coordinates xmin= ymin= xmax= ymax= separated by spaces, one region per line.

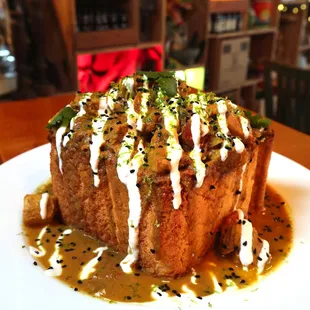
xmin=244 ymin=111 xmax=270 ymax=128
xmin=136 ymin=71 xmax=177 ymax=97
xmin=46 ymin=106 xmax=77 ymax=129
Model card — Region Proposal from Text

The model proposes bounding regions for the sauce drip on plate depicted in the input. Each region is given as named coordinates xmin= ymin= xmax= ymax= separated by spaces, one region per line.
xmin=23 ymin=185 xmax=293 ymax=303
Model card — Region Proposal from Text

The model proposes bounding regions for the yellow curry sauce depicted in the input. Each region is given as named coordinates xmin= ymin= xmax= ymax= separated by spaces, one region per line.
xmin=23 ymin=185 xmax=293 ymax=303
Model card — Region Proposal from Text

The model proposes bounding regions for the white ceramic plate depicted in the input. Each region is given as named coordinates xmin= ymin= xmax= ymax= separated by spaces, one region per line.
xmin=0 ymin=144 xmax=309 ymax=310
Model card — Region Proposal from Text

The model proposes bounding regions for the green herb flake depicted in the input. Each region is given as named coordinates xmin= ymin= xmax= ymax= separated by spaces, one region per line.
xmin=244 ymin=111 xmax=271 ymax=128
xmin=136 ymin=71 xmax=177 ymax=97
xmin=46 ymin=106 xmax=77 ymax=129
xmin=208 ymin=302 xmax=213 ymax=308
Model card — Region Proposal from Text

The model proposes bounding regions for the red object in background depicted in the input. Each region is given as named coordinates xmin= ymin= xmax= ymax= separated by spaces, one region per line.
xmin=77 ymin=46 xmax=163 ymax=92
xmin=253 ymin=1 xmax=272 ymax=25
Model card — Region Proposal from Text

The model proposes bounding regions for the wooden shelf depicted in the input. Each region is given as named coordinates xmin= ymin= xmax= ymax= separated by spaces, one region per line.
xmin=209 ymin=0 xmax=248 ymax=13
xmin=208 ymin=27 xmax=277 ymax=39
xmin=77 ymin=41 xmax=162 ymax=55
xmin=280 ymin=0 xmax=308 ymax=4
xmin=299 ymin=44 xmax=310 ymax=52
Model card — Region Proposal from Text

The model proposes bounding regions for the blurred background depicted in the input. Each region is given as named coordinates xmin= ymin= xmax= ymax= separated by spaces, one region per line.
xmin=0 ymin=0 xmax=309 ymax=135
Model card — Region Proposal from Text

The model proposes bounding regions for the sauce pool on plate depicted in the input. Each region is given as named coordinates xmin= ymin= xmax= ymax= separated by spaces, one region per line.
xmin=23 ymin=184 xmax=293 ymax=303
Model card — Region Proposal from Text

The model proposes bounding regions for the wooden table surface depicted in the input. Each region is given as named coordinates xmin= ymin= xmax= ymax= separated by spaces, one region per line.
xmin=0 ymin=93 xmax=309 ymax=169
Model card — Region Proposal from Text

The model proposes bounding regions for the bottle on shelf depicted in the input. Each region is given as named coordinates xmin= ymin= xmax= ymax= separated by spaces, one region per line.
xmin=211 ymin=13 xmax=241 ymax=34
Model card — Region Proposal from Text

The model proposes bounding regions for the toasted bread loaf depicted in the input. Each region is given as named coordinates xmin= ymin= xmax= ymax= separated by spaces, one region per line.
xmin=48 ymin=73 xmax=274 ymax=277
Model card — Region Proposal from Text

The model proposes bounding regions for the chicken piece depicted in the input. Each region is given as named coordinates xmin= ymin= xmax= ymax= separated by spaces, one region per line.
xmin=219 ymin=210 xmax=271 ymax=271
xmin=23 ymin=193 xmax=58 ymax=226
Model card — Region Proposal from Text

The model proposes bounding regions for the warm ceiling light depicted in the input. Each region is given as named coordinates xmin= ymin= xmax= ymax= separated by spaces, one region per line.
xmin=301 ymin=4 xmax=307 ymax=10
xmin=283 ymin=6 xmax=288 ymax=12
xmin=278 ymin=4 xmax=284 ymax=11
xmin=308 ymin=16 xmax=310 ymax=22
xmin=293 ymin=7 xmax=299 ymax=14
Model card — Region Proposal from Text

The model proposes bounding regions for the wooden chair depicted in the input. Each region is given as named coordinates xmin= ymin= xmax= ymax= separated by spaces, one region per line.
xmin=0 ymin=93 xmax=74 ymax=163
xmin=264 ymin=61 xmax=310 ymax=135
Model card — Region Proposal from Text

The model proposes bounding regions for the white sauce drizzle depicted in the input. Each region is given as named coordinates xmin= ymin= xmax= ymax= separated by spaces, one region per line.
xmin=217 ymin=100 xmax=230 ymax=162
xmin=136 ymin=82 xmax=149 ymax=131
xmin=55 ymin=125 xmax=67 ymax=173
xmin=79 ymin=246 xmax=108 ymax=280
xmin=63 ymin=94 xmax=91 ymax=147
xmin=29 ymin=226 xmax=47 ymax=257
xmin=117 ymin=96 xmax=145 ymax=273
xmin=45 ymin=229 xmax=72 ymax=277
xmin=122 ymin=76 xmax=134 ymax=93
xmin=257 ymin=239 xmax=270 ymax=274
xmin=119 ymin=141 xmax=145 ymax=274
xmin=240 ymin=116 xmax=250 ymax=139
xmin=161 ymin=98 xmax=183 ymax=209
xmin=39 ymin=193 xmax=49 ymax=220
xmin=190 ymin=268 xmax=198 ymax=285
xmin=190 ymin=112 xmax=206 ymax=188
xmin=227 ymin=100 xmax=237 ymax=109
xmin=89 ymin=110 xmax=109 ymax=187
xmin=220 ymin=140 xmax=229 ymax=162
xmin=237 ymin=209 xmax=253 ymax=268
xmin=233 ymin=137 xmax=245 ymax=153
xmin=57 ymin=94 xmax=91 ymax=173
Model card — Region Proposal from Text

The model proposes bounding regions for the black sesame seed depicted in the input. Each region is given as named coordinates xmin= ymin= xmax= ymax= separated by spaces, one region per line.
xmin=157 ymin=292 xmax=162 ymax=296
xmin=62 ymin=265 xmax=67 ymax=268
xmin=136 ymin=183 xmax=140 ymax=188
xmin=210 ymin=185 xmax=215 ymax=190
xmin=87 ymin=247 xmax=91 ymax=251
xmin=278 ymin=249 xmax=283 ymax=252
xmin=176 ymin=293 xmax=181 ymax=297
xmin=97 ymin=257 xmax=102 ymax=262
xmin=74 ymin=288 xmax=78 ymax=292
xmin=238 ymin=219 xmax=242 ymax=224
xmin=242 ymin=220 xmax=246 ymax=225
xmin=126 ymin=296 xmax=132 ymax=300
xmin=72 ymin=256 xmax=77 ymax=260
xmin=240 ymin=279 xmax=246 ymax=284
xmin=279 ymin=235 xmax=284 ymax=240
xmin=235 ymin=190 xmax=241 ymax=195
xmin=195 ymin=274 xmax=201 ymax=278
xmin=172 ymin=289 xmax=177 ymax=294
xmin=253 ymin=248 xmax=257 ymax=255
xmin=130 ymin=169 xmax=135 ymax=174
xmin=115 ymin=263 xmax=120 ymax=267
xmin=47 ymin=266 xmax=54 ymax=270
xmin=258 ymin=256 xmax=262 ymax=261
xmin=134 ymin=273 xmax=140 ymax=276
xmin=150 ymin=249 xmax=156 ymax=254
xmin=52 ymin=234 xmax=56 ymax=237
xmin=33 ymin=261 xmax=38 ymax=266
xmin=218 ymin=282 xmax=223 ymax=287
xmin=78 ymin=280 xmax=83 ymax=284
xmin=80 ymin=262 xmax=85 ymax=266
xmin=222 ymin=244 xmax=227 ymax=249
xmin=229 ymin=267 xmax=234 ymax=271
xmin=116 ymin=121 xmax=121 ymax=125
xmin=274 ymin=237 xmax=278 ymax=241
xmin=243 ymin=241 xmax=248 ymax=246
